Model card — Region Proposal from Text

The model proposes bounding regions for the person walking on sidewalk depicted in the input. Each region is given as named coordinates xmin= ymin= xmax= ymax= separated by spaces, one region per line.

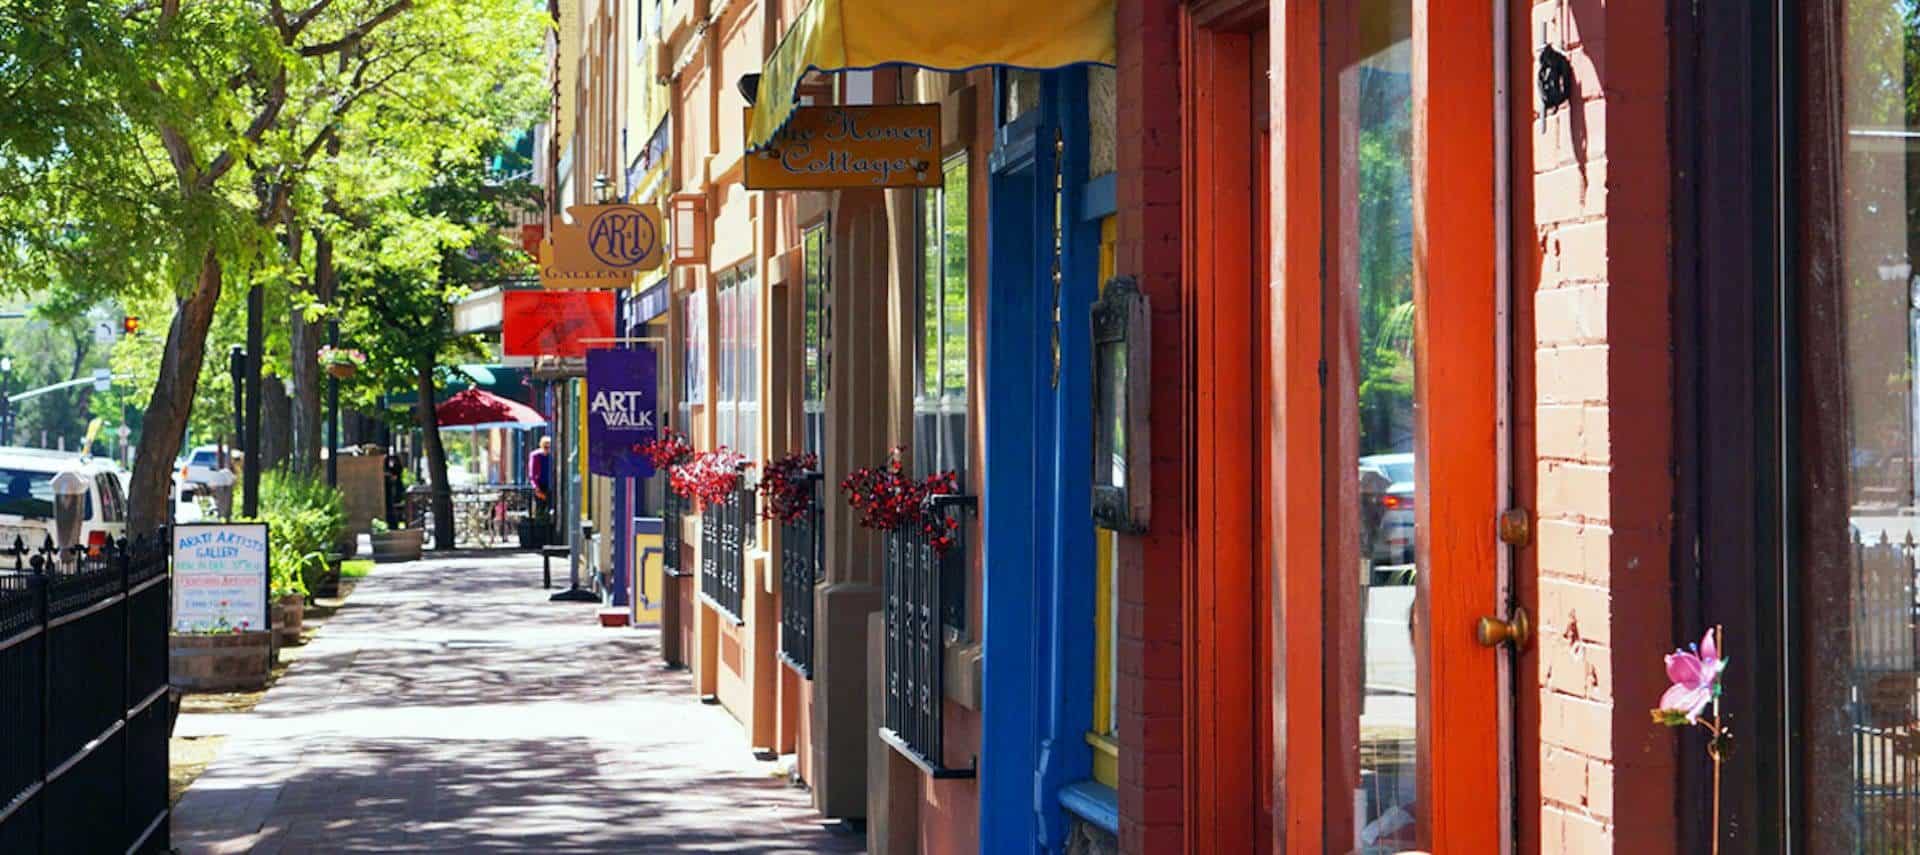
xmin=528 ymin=436 xmax=552 ymax=526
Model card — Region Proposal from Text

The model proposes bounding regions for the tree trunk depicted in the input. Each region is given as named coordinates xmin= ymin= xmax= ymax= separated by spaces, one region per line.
xmin=127 ymin=249 xmax=224 ymax=535
xmin=290 ymin=228 xmax=329 ymax=475
xmin=414 ymin=358 xmax=454 ymax=550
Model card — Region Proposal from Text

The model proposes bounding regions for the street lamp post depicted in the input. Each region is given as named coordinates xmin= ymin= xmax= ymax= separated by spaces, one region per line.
xmin=228 ymin=345 xmax=246 ymax=466
xmin=1 ymin=356 xmax=14 ymax=446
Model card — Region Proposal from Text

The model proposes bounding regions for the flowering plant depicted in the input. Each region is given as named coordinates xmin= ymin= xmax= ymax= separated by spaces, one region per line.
xmin=316 ymin=346 xmax=367 ymax=367
xmin=758 ymin=451 xmax=820 ymax=523
xmin=839 ymin=448 xmax=963 ymax=553
xmin=1652 ymin=626 xmax=1731 ymax=854
xmin=641 ymin=428 xmax=695 ymax=470
xmin=670 ymin=448 xmax=750 ymax=507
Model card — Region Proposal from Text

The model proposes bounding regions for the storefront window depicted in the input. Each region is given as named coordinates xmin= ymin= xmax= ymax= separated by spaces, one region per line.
xmin=916 ymin=153 xmax=970 ymax=478
xmin=1804 ymin=2 xmax=1920 ymax=847
xmin=715 ymin=262 xmax=758 ymax=462
xmin=1331 ymin=2 xmax=1416 ymax=851
xmin=803 ymin=223 xmax=830 ymax=460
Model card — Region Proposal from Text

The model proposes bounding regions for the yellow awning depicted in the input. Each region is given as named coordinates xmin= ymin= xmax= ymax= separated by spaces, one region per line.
xmin=747 ymin=0 xmax=1114 ymax=150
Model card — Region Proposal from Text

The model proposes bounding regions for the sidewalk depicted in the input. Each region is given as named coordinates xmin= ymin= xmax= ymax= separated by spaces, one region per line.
xmin=171 ymin=552 xmax=862 ymax=854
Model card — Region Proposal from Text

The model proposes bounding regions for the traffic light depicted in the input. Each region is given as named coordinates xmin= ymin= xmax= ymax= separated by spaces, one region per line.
xmin=122 ymin=316 xmax=140 ymax=335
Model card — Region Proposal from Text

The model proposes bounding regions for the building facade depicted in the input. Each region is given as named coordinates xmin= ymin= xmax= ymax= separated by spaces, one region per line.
xmin=539 ymin=0 xmax=1920 ymax=851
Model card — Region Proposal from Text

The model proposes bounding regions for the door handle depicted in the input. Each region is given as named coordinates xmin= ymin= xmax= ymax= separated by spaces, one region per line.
xmin=1475 ymin=605 xmax=1531 ymax=652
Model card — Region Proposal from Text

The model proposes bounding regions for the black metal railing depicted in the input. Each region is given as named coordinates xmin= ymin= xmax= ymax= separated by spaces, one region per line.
xmin=1 ymin=534 xmax=171 ymax=854
xmin=880 ymin=494 xmax=975 ymax=778
xmin=1847 ymin=528 xmax=1920 ymax=849
xmin=779 ymin=473 xmax=824 ymax=678
xmin=662 ymin=490 xmax=687 ymax=578
xmin=700 ymin=481 xmax=754 ymax=624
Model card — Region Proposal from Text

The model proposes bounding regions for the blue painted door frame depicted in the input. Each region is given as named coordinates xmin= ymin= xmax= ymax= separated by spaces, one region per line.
xmin=980 ymin=69 xmax=1101 ymax=855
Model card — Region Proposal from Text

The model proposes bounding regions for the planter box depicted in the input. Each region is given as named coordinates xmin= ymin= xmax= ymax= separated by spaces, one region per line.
xmin=310 ymin=562 xmax=342 ymax=599
xmin=598 ymin=608 xmax=629 ymax=628
xmin=274 ymin=594 xmax=304 ymax=646
xmin=170 ymin=631 xmax=273 ymax=692
xmin=517 ymin=518 xmax=552 ymax=550
xmin=371 ymin=528 xmax=425 ymax=562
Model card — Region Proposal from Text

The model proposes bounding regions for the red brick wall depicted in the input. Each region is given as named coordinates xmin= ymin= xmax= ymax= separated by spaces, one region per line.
xmin=1527 ymin=1 xmax=1678 ymax=851
xmin=1114 ymin=1 xmax=1186 ymax=853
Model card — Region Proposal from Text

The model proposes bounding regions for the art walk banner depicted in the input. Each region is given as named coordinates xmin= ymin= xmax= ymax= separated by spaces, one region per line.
xmin=586 ymin=347 xmax=659 ymax=478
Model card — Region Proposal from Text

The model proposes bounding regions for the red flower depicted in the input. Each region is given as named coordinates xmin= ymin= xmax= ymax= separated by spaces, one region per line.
xmin=839 ymin=448 xmax=965 ymax=553
xmin=670 ymin=448 xmax=751 ymax=507
xmin=757 ymin=451 xmax=820 ymax=523
xmin=641 ymin=428 xmax=695 ymax=470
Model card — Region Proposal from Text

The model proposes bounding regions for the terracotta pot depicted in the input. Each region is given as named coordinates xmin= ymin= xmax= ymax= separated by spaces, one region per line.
xmin=276 ymin=594 xmax=304 ymax=646
xmin=326 ymin=362 xmax=357 ymax=379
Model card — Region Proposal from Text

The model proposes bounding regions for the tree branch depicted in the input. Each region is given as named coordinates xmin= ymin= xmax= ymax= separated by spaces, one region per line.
xmin=197 ymin=67 xmax=290 ymax=191
xmin=298 ymin=0 xmax=415 ymax=57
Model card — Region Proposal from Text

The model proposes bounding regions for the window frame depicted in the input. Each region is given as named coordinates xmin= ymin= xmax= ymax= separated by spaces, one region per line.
xmin=802 ymin=220 xmax=830 ymax=461
xmin=913 ymin=151 xmax=972 ymax=480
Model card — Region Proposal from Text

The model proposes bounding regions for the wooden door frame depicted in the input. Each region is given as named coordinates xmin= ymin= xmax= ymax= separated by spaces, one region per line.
xmin=1261 ymin=0 xmax=1509 ymax=850
xmin=1182 ymin=1 xmax=1266 ymax=851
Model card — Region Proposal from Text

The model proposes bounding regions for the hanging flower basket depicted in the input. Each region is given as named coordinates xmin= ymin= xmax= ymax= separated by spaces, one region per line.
xmin=839 ymin=448 xmax=963 ymax=553
xmin=757 ymin=451 xmax=819 ymax=523
xmin=641 ymin=428 xmax=696 ymax=470
xmin=318 ymin=345 xmax=366 ymax=379
xmin=669 ymin=448 xmax=751 ymax=508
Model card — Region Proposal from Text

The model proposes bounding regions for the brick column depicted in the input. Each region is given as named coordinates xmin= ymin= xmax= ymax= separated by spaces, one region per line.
xmin=1527 ymin=1 xmax=1678 ymax=850
xmin=1113 ymin=1 xmax=1187 ymax=852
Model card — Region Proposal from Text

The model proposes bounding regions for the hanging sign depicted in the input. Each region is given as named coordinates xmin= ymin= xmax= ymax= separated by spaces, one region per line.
xmin=172 ymin=523 xmax=271 ymax=634
xmin=744 ymin=105 xmax=943 ymax=190
xmin=502 ymin=290 xmax=616 ymax=358
xmin=539 ymin=203 xmax=666 ymax=287
xmin=586 ymin=347 xmax=659 ymax=478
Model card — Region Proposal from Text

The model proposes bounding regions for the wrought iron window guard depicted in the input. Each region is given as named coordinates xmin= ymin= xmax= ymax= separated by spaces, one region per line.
xmin=779 ymin=472 xmax=824 ymax=678
xmin=662 ymin=490 xmax=689 ymax=578
xmin=699 ymin=477 xmax=754 ymax=625
xmin=880 ymin=493 xmax=977 ymax=778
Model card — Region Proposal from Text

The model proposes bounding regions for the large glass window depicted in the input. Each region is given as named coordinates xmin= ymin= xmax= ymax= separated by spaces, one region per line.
xmin=714 ymin=262 xmax=758 ymax=462
xmin=915 ymin=153 xmax=970 ymax=478
xmin=802 ymin=223 xmax=830 ymax=459
xmin=1329 ymin=4 xmax=1416 ymax=852
xmin=1801 ymin=3 xmax=1920 ymax=848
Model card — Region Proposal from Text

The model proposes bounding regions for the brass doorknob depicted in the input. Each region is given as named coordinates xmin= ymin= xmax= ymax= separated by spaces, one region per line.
xmin=1476 ymin=606 xmax=1531 ymax=651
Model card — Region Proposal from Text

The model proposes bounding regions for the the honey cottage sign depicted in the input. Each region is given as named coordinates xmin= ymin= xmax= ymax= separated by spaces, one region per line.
xmin=745 ymin=105 xmax=943 ymax=190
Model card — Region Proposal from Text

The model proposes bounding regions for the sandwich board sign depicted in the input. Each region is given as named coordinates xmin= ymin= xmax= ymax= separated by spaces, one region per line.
xmin=172 ymin=523 xmax=271 ymax=634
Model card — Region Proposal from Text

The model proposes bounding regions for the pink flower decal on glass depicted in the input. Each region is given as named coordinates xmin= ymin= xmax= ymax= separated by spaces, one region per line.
xmin=1656 ymin=629 xmax=1726 ymax=724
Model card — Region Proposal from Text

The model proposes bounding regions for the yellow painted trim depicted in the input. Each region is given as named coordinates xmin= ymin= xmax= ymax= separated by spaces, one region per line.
xmin=1086 ymin=730 xmax=1119 ymax=788
xmin=1092 ymin=527 xmax=1116 ymax=735
xmin=577 ymin=379 xmax=590 ymax=521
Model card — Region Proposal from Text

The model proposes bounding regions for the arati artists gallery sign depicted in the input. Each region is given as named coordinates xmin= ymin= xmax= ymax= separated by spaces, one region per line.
xmin=745 ymin=104 xmax=942 ymax=190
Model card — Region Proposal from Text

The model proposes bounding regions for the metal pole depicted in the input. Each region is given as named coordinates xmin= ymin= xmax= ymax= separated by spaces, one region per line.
xmin=228 ymin=346 xmax=245 ymax=465
xmin=327 ymin=322 xmax=340 ymax=487
xmin=242 ymin=283 xmax=262 ymax=516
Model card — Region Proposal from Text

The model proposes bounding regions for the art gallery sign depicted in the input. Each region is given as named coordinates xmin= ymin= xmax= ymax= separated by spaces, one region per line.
xmin=539 ymin=203 xmax=666 ymax=288
xmin=745 ymin=104 xmax=943 ymax=190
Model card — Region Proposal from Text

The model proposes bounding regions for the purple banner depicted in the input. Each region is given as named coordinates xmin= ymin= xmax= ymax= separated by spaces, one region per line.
xmin=586 ymin=347 xmax=658 ymax=478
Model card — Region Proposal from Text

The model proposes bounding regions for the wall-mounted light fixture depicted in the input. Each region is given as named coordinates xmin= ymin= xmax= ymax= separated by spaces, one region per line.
xmin=1091 ymin=276 xmax=1150 ymax=534
xmin=669 ymin=192 xmax=709 ymax=266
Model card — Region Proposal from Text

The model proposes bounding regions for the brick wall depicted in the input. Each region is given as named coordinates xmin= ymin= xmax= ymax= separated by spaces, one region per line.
xmin=1527 ymin=1 xmax=1677 ymax=851
xmin=1113 ymin=1 xmax=1186 ymax=853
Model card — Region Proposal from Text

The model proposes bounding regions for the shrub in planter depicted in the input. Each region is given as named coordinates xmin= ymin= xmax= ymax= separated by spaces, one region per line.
xmin=369 ymin=517 xmax=425 ymax=562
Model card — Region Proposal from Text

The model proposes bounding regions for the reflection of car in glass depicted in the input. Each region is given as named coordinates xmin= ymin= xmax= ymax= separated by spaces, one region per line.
xmin=1360 ymin=452 xmax=1415 ymax=568
xmin=0 ymin=449 xmax=130 ymax=553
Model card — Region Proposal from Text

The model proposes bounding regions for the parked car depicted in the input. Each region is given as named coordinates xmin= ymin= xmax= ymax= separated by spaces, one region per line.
xmin=1359 ymin=452 xmax=1416 ymax=570
xmin=177 ymin=444 xmax=225 ymax=486
xmin=0 ymin=448 xmax=130 ymax=553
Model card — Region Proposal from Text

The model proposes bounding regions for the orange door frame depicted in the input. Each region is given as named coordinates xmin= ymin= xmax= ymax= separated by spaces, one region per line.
xmin=1181 ymin=1 xmax=1266 ymax=851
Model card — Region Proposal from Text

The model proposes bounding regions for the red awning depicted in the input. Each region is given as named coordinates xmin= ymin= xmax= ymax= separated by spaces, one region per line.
xmin=435 ymin=388 xmax=547 ymax=430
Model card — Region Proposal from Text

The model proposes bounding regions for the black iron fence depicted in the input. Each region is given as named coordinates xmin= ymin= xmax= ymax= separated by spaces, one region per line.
xmin=663 ymin=490 xmax=687 ymax=579
xmin=779 ymin=473 xmax=824 ymax=678
xmin=700 ymin=482 xmax=754 ymax=624
xmin=1849 ymin=528 xmax=1920 ymax=850
xmin=1 ymin=535 xmax=171 ymax=854
xmin=880 ymin=494 xmax=975 ymax=778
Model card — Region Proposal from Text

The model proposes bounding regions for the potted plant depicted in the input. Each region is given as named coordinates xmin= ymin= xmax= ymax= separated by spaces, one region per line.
xmin=269 ymin=554 xmax=311 ymax=647
xmin=369 ymin=516 xmax=425 ymax=562
xmin=317 ymin=345 xmax=366 ymax=379
xmin=170 ymin=612 xmax=273 ymax=692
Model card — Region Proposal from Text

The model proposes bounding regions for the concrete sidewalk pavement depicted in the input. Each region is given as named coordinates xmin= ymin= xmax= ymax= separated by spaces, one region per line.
xmin=171 ymin=552 xmax=862 ymax=854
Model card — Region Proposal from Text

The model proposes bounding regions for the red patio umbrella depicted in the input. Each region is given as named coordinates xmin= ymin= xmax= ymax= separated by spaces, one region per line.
xmin=434 ymin=388 xmax=547 ymax=430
